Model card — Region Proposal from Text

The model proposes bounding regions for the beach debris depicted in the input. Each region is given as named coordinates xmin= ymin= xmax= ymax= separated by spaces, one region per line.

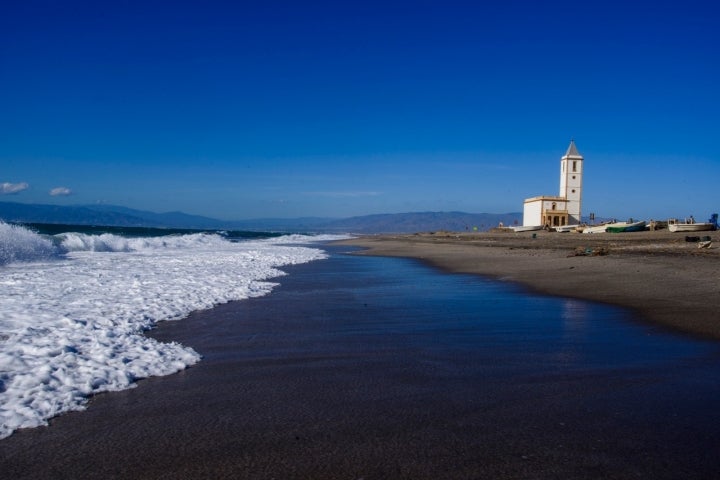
xmin=568 ymin=246 xmax=609 ymax=257
xmin=686 ymin=235 xmax=713 ymax=248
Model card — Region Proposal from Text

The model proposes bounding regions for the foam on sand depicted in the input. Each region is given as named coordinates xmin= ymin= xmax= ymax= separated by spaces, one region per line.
xmin=0 ymin=221 xmax=340 ymax=439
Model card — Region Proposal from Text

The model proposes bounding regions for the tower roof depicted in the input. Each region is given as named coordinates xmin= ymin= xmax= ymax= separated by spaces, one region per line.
xmin=564 ymin=139 xmax=581 ymax=157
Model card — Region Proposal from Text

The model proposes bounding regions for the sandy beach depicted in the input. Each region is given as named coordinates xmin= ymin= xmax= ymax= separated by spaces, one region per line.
xmin=2 ymin=243 xmax=720 ymax=479
xmin=335 ymin=230 xmax=720 ymax=340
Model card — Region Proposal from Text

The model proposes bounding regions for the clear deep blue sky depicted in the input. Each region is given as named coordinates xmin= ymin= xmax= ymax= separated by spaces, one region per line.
xmin=1 ymin=0 xmax=718 ymax=220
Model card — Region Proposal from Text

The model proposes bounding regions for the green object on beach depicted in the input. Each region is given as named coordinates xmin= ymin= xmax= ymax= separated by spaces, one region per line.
xmin=606 ymin=221 xmax=647 ymax=233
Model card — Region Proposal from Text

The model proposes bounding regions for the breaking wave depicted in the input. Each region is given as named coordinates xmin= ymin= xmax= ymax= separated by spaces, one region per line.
xmin=0 ymin=221 xmax=339 ymax=439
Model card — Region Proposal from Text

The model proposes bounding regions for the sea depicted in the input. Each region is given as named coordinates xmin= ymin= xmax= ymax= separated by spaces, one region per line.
xmin=0 ymin=220 xmax=344 ymax=440
xmin=3 ymin=222 xmax=720 ymax=477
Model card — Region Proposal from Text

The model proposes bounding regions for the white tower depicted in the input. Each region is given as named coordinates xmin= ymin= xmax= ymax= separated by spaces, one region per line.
xmin=559 ymin=139 xmax=583 ymax=225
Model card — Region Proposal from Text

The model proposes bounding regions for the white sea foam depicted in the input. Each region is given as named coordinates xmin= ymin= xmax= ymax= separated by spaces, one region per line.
xmin=0 ymin=222 xmax=341 ymax=439
xmin=0 ymin=222 xmax=58 ymax=265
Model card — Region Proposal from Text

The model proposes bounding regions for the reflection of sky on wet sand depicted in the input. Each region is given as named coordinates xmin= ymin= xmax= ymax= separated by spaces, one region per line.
xmin=549 ymin=299 xmax=592 ymax=366
xmin=560 ymin=299 xmax=591 ymax=333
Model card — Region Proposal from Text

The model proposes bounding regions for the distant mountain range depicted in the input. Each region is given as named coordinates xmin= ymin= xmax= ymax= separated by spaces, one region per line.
xmin=0 ymin=201 xmax=522 ymax=234
xmin=321 ymin=211 xmax=521 ymax=233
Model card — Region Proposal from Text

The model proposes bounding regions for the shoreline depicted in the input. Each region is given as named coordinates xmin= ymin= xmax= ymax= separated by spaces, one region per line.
xmin=334 ymin=230 xmax=720 ymax=340
xmin=3 ymin=243 xmax=720 ymax=479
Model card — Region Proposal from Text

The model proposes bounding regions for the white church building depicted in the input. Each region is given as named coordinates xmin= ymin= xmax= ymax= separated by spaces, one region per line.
xmin=522 ymin=140 xmax=584 ymax=228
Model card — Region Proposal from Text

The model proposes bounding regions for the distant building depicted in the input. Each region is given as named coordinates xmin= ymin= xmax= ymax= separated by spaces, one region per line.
xmin=522 ymin=140 xmax=583 ymax=227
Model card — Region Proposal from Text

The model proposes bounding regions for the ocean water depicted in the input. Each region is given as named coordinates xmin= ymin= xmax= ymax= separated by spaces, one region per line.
xmin=0 ymin=221 xmax=341 ymax=439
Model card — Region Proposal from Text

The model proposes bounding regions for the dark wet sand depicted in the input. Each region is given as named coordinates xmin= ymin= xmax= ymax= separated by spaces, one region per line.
xmin=337 ymin=230 xmax=720 ymax=340
xmin=2 ymin=245 xmax=720 ymax=479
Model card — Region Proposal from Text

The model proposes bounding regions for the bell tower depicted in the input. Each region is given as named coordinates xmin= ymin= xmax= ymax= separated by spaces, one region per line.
xmin=559 ymin=139 xmax=583 ymax=224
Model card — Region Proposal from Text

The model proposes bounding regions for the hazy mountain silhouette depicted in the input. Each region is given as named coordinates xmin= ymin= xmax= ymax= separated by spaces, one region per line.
xmin=0 ymin=201 xmax=521 ymax=233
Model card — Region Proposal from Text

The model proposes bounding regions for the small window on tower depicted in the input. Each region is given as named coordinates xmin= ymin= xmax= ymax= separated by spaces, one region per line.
xmin=572 ymin=189 xmax=576 ymax=193
xmin=572 ymin=161 xmax=577 ymax=172
xmin=572 ymin=175 xmax=576 ymax=179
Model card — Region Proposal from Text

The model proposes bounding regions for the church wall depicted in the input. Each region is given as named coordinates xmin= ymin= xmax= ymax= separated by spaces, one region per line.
xmin=521 ymin=141 xmax=583 ymax=227
xmin=523 ymin=200 xmax=543 ymax=226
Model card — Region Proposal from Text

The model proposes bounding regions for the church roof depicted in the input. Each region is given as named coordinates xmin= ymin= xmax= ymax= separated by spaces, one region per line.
xmin=565 ymin=139 xmax=581 ymax=157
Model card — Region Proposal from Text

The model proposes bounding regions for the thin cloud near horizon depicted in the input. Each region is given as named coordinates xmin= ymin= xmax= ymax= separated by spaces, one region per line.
xmin=0 ymin=182 xmax=29 ymax=195
xmin=302 ymin=191 xmax=382 ymax=198
xmin=49 ymin=187 xmax=73 ymax=196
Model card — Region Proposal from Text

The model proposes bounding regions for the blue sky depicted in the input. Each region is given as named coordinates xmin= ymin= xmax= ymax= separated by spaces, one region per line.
xmin=1 ymin=0 xmax=718 ymax=220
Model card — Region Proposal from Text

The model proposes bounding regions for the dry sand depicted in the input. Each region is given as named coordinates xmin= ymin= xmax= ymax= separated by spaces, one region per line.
xmin=335 ymin=229 xmax=720 ymax=340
